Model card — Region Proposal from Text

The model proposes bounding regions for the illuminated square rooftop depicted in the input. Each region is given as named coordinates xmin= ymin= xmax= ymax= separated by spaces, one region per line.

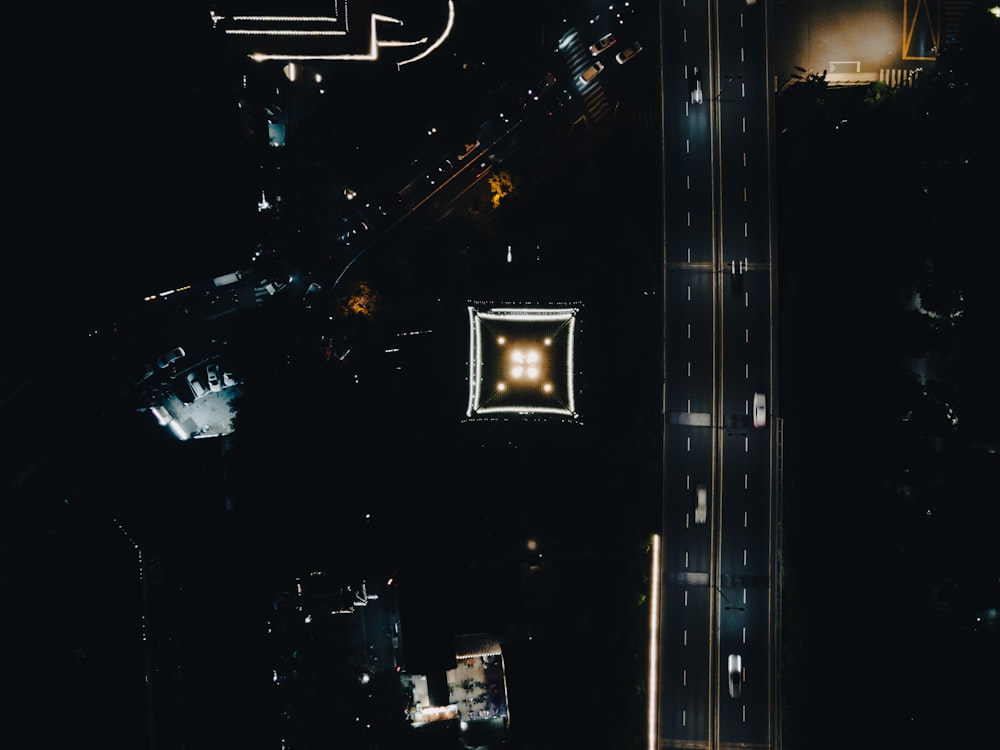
xmin=466 ymin=305 xmax=579 ymax=419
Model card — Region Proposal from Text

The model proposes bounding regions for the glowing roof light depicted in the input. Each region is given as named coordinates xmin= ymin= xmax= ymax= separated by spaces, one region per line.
xmin=466 ymin=304 xmax=580 ymax=419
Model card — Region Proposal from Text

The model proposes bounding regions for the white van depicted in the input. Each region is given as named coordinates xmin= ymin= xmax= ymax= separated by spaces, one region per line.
xmin=213 ymin=270 xmax=244 ymax=287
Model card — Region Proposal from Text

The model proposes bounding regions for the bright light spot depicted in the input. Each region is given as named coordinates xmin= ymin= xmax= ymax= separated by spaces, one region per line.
xmin=544 ymin=337 xmax=552 ymax=345
xmin=360 ymin=673 xmax=371 ymax=684
xmin=543 ymin=383 xmax=553 ymax=393
xmin=497 ymin=336 xmax=506 ymax=345
xmin=510 ymin=348 xmax=541 ymax=380
xmin=648 ymin=534 xmax=661 ymax=750
xmin=527 ymin=539 xmax=538 ymax=551
xmin=497 ymin=382 xmax=506 ymax=392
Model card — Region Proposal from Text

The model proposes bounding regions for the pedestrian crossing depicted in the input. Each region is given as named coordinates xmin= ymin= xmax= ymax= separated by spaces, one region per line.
xmin=558 ymin=29 xmax=612 ymax=124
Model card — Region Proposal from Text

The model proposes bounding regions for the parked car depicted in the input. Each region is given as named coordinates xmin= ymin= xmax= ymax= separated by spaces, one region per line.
xmin=753 ymin=392 xmax=767 ymax=428
xmin=528 ymin=72 xmax=557 ymax=100
xmin=155 ymin=347 xmax=185 ymax=369
xmin=212 ymin=270 xmax=243 ymax=288
xmin=728 ymin=654 xmax=743 ymax=698
xmin=186 ymin=371 xmax=207 ymax=400
xmin=578 ymin=60 xmax=605 ymax=85
xmin=589 ymin=32 xmax=616 ymax=56
xmin=206 ymin=364 xmax=221 ymax=392
xmin=616 ymin=41 xmax=643 ymax=65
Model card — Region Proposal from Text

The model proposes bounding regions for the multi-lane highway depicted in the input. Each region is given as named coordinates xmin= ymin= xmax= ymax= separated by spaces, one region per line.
xmin=657 ymin=0 xmax=776 ymax=748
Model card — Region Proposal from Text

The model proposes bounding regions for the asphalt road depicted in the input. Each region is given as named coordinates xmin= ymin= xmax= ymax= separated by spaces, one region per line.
xmin=658 ymin=0 xmax=775 ymax=746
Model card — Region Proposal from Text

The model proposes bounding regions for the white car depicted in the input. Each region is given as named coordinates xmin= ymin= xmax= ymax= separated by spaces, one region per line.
xmin=616 ymin=41 xmax=643 ymax=65
xmin=695 ymin=485 xmax=707 ymax=524
xmin=753 ymin=392 xmax=767 ymax=428
xmin=186 ymin=371 xmax=207 ymax=400
xmin=728 ymin=654 xmax=743 ymax=698
xmin=578 ymin=60 xmax=605 ymax=85
xmin=589 ymin=33 xmax=616 ymax=56
xmin=156 ymin=346 xmax=185 ymax=369
xmin=206 ymin=363 xmax=222 ymax=392
xmin=690 ymin=67 xmax=704 ymax=104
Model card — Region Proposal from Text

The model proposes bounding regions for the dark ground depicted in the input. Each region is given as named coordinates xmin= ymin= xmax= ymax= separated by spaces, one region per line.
xmin=5 ymin=2 xmax=999 ymax=749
